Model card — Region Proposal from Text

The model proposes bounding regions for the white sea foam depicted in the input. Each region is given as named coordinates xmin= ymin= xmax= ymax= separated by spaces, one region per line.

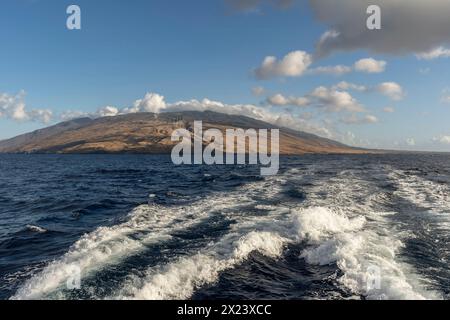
xmin=118 ymin=231 xmax=287 ymax=300
xmin=389 ymin=170 xmax=450 ymax=214
xmin=26 ymin=225 xmax=48 ymax=233
xmin=288 ymin=166 xmax=443 ymax=300
xmin=294 ymin=207 xmax=439 ymax=300
xmin=293 ymin=207 xmax=366 ymax=242
xmin=12 ymin=201 xmax=231 ymax=299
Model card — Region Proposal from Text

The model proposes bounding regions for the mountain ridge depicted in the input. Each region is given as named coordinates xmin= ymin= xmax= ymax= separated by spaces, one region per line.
xmin=0 ymin=111 xmax=370 ymax=154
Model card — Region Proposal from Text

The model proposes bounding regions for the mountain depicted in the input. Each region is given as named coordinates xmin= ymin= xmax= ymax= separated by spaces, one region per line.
xmin=0 ymin=111 xmax=369 ymax=154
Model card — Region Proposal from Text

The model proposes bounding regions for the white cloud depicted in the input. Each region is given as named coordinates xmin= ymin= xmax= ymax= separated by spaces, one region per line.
xmin=310 ymin=58 xmax=386 ymax=76
xmin=97 ymin=106 xmax=119 ymax=117
xmin=267 ymin=94 xmax=288 ymax=106
xmin=333 ymin=81 xmax=405 ymax=101
xmin=256 ymin=52 xmax=387 ymax=79
xmin=122 ymin=93 xmax=167 ymax=114
xmin=254 ymin=50 xmax=312 ymax=79
xmin=416 ymin=46 xmax=450 ymax=60
xmin=0 ymin=91 xmax=52 ymax=123
xmin=354 ymin=58 xmax=386 ymax=73
xmin=433 ymin=135 xmax=450 ymax=144
xmin=267 ymin=84 xmax=368 ymax=114
xmin=267 ymin=93 xmax=309 ymax=107
xmin=376 ymin=82 xmax=405 ymax=101
xmin=310 ymin=86 xmax=365 ymax=113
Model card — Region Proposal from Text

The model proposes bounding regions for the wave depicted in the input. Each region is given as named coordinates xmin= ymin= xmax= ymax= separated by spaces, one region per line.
xmin=289 ymin=169 xmax=442 ymax=300
xmin=114 ymin=202 xmax=440 ymax=300
xmin=389 ymin=170 xmax=450 ymax=214
xmin=113 ymin=178 xmax=291 ymax=300
xmin=12 ymin=203 xmax=216 ymax=299
xmin=295 ymin=207 xmax=440 ymax=300
xmin=11 ymin=166 xmax=444 ymax=300
xmin=117 ymin=231 xmax=287 ymax=300
xmin=11 ymin=175 xmax=284 ymax=300
xmin=25 ymin=225 xmax=48 ymax=234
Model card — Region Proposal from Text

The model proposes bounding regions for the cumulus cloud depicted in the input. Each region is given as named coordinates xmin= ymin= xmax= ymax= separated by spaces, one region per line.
xmin=310 ymin=86 xmax=365 ymax=113
xmin=267 ymin=94 xmax=310 ymax=107
xmin=97 ymin=106 xmax=119 ymax=117
xmin=433 ymin=135 xmax=450 ymax=144
xmin=354 ymin=58 xmax=386 ymax=73
xmin=124 ymin=92 xmax=167 ymax=113
xmin=416 ymin=47 xmax=450 ymax=60
xmin=267 ymin=85 xmax=368 ymax=114
xmin=0 ymin=91 xmax=53 ymax=123
xmin=254 ymin=51 xmax=312 ymax=79
xmin=310 ymin=0 xmax=450 ymax=57
xmin=332 ymin=81 xmax=405 ymax=101
xmin=309 ymin=58 xmax=386 ymax=75
xmin=376 ymin=82 xmax=405 ymax=101
xmin=255 ymin=51 xmax=386 ymax=79
xmin=265 ymin=81 xmax=401 ymax=115
xmin=60 ymin=94 xmax=166 ymax=121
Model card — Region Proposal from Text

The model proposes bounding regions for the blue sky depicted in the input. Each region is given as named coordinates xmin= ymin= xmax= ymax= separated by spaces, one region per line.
xmin=1 ymin=0 xmax=450 ymax=151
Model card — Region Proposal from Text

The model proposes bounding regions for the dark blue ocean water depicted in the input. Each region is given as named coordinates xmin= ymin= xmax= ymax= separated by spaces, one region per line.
xmin=0 ymin=154 xmax=449 ymax=300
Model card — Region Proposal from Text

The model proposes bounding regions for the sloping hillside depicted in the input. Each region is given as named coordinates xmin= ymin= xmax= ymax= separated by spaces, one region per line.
xmin=0 ymin=111 xmax=367 ymax=154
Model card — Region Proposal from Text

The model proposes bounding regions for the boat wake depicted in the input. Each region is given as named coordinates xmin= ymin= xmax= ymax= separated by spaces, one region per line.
xmin=11 ymin=163 xmax=446 ymax=300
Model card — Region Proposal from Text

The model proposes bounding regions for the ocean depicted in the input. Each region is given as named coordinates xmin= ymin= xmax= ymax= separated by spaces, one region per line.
xmin=0 ymin=154 xmax=449 ymax=300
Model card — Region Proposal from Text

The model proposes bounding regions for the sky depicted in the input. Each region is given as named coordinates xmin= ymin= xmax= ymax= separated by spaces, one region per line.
xmin=1 ymin=0 xmax=450 ymax=151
